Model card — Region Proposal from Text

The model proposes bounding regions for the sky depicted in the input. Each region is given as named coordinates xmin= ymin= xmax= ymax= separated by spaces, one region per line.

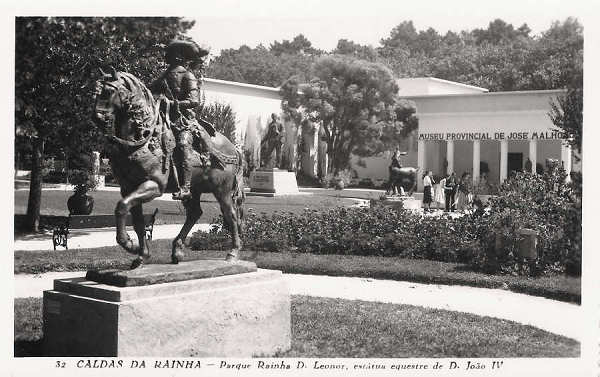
xmin=5 ymin=0 xmax=592 ymax=55
xmin=187 ymin=0 xmax=592 ymax=55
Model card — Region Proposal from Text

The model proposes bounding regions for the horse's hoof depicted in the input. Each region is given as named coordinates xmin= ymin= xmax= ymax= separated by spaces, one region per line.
xmin=171 ymin=249 xmax=185 ymax=264
xmin=171 ymin=239 xmax=185 ymax=264
xmin=141 ymin=243 xmax=151 ymax=260
xmin=130 ymin=257 xmax=144 ymax=270
xmin=119 ymin=237 xmax=138 ymax=255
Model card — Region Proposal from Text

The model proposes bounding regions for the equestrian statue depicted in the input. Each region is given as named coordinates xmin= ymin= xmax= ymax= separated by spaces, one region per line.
xmin=92 ymin=40 xmax=244 ymax=269
xmin=386 ymin=148 xmax=418 ymax=196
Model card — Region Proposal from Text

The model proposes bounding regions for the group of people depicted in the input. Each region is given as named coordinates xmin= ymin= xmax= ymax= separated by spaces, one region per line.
xmin=422 ymin=171 xmax=473 ymax=212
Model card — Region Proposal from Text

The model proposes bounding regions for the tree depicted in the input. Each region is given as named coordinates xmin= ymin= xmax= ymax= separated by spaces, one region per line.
xmin=376 ymin=17 xmax=582 ymax=92
xmin=281 ymin=55 xmax=417 ymax=174
xmin=197 ymin=98 xmax=238 ymax=143
xmin=333 ymin=39 xmax=379 ymax=61
xmin=270 ymin=34 xmax=320 ymax=56
xmin=530 ymin=17 xmax=583 ymax=90
xmin=15 ymin=17 xmax=194 ymax=231
xmin=379 ymin=21 xmax=419 ymax=52
xmin=549 ymin=87 xmax=583 ymax=156
xmin=472 ymin=19 xmax=530 ymax=45
xmin=206 ymin=38 xmax=318 ymax=87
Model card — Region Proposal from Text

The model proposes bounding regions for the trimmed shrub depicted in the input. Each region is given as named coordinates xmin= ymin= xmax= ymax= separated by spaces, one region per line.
xmin=191 ymin=164 xmax=581 ymax=276
xmin=469 ymin=163 xmax=581 ymax=276
xmin=191 ymin=206 xmax=481 ymax=264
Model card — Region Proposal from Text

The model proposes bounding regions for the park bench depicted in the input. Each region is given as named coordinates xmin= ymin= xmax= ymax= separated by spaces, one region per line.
xmin=52 ymin=208 xmax=159 ymax=250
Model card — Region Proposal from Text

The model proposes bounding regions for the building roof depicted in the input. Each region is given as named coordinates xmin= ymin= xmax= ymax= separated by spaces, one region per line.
xmin=203 ymin=77 xmax=281 ymax=93
xmin=397 ymin=77 xmax=489 ymax=97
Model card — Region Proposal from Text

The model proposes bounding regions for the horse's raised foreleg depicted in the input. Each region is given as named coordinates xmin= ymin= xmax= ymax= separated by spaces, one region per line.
xmin=171 ymin=195 xmax=203 ymax=264
xmin=115 ymin=180 xmax=162 ymax=268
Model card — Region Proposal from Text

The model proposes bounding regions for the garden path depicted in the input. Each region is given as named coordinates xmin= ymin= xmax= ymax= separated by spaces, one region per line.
xmin=13 ymin=185 xmax=581 ymax=342
xmin=13 ymin=270 xmax=582 ymax=342
xmin=14 ymin=223 xmax=211 ymax=251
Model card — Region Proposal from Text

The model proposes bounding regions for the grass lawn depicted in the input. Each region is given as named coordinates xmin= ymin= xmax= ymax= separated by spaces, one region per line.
xmin=14 ymin=296 xmax=579 ymax=358
xmin=14 ymin=189 xmax=357 ymax=229
xmin=14 ymin=240 xmax=580 ymax=303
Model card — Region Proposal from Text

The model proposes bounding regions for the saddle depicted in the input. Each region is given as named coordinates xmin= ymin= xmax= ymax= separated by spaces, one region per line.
xmin=158 ymin=98 xmax=240 ymax=169
xmin=193 ymin=126 xmax=240 ymax=167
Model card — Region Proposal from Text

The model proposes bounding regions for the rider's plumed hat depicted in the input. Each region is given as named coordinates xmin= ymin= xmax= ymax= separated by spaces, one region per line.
xmin=166 ymin=39 xmax=210 ymax=62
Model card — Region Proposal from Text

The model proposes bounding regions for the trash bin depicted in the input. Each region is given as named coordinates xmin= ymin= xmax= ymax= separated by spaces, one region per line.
xmin=517 ymin=228 xmax=538 ymax=260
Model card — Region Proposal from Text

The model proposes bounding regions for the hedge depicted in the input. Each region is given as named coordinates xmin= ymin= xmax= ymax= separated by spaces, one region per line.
xmin=191 ymin=165 xmax=581 ymax=276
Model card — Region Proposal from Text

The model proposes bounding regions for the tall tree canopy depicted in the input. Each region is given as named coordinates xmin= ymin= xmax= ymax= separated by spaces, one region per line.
xmin=206 ymin=34 xmax=319 ymax=87
xmin=15 ymin=17 xmax=194 ymax=231
xmin=207 ymin=17 xmax=582 ymax=94
xmin=205 ymin=44 xmax=315 ymax=87
xmin=281 ymin=56 xmax=417 ymax=174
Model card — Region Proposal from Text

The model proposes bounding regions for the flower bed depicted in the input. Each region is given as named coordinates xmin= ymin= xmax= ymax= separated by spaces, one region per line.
xmin=191 ymin=166 xmax=581 ymax=276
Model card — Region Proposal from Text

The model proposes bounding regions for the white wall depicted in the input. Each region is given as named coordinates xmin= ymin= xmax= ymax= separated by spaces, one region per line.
xmin=201 ymin=78 xmax=281 ymax=146
xmin=200 ymin=79 xmax=575 ymax=185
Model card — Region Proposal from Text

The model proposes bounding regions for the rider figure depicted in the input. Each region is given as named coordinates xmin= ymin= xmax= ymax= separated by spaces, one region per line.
xmin=391 ymin=147 xmax=403 ymax=170
xmin=150 ymin=39 xmax=210 ymax=201
xmin=389 ymin=146 xmax=404 ymax=195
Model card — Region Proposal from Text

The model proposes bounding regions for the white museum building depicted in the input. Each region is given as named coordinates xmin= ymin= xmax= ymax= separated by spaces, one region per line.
xmin=200 ymin=76 xmax=578 ymax=191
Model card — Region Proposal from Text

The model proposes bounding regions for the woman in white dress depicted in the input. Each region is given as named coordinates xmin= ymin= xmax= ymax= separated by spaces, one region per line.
xmin=434 ymin=175 xmax=445 ymax=210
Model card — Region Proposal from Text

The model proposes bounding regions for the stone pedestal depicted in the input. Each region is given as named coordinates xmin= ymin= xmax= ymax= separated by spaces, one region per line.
xmin=93 ymin=174 xmax=105 ymax=189
xmin=248 ymin=168 xmax=301 ymax=196
xmin=43 ymin=260 xmax=291 ymax=357
xmin=371 ymin=195 xmax=422 ymax=211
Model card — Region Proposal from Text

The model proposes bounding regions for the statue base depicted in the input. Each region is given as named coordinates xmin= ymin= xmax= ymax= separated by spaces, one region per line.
xmin=43 ymin=260 xmax=291 ymax=357
xmin=248 ymin=169 xmax=304 ymax=197
xmin=371 ymin=195 xmax=422 ymax=211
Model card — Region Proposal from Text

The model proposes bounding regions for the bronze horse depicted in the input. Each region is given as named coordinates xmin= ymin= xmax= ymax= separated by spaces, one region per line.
xmin=386 ymin=166 xmax=418 ymax=196
xmin=93 ymin=68 xmax=244 ymax=269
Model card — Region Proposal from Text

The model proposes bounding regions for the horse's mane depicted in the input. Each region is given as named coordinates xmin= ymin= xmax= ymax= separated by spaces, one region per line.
xmin=118 ymin=72 xmax=158 ymax=139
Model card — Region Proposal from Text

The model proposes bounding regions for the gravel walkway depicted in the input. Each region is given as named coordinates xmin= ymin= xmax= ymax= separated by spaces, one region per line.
xmin=14 ymin=224 xmax=211 ymax=251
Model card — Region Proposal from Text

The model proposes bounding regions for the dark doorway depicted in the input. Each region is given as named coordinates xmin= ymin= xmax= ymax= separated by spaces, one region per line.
xmin=507 ymin=153 xmax=523 ymax=176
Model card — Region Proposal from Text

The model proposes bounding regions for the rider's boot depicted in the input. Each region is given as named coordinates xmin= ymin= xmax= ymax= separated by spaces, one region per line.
xmin=172 ymin=132 xmax=194 ymax=201
xmin=173 ymin=164 xmax=192 ymax=201
xmin=172 ymin=143 xmax=193 ymax=201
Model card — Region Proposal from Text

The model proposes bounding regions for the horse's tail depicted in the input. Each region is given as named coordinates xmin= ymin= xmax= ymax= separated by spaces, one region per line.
xmin=410 ymin=168 xmax=419 ymax=195
xmin=232 ymin=148 xmax=245 ymax=222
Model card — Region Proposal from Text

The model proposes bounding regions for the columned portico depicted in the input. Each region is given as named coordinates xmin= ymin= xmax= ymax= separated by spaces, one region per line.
xmin=528 ymin=139 xmax=537 ymax=173
xmin=446 ymin=140 xmax=454 ymax=174
xmin=417 ymin=139 xmax=426 ymax=190
xmin=499 ymin=140 xmax=508 ymax=182
xmin=472 ymin=140 xmax=480 ymax=184
xmin=405 ymin=87 xmax=575 ymax=193
xmin=561 ymin=142 xmax=573 ymax=178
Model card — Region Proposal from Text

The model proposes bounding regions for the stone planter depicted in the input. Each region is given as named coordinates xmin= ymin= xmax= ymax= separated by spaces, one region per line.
xmin=67 ymin=192 xmax=94 ymax=215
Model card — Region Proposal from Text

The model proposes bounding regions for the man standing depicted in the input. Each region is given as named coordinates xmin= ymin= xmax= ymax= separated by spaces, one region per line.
xmin=444 ymin=172 xmax=458 ymax=212
xmin=261 ymin=113 xmax=285 ymax=168
xmin=150 ymin=39 xmax=212 ymax=200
